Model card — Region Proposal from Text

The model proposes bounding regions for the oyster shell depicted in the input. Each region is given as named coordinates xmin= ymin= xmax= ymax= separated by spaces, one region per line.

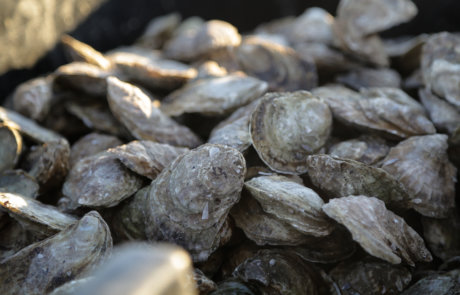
xmin=60 ymin=35 xmax=112 ymax=70
xmin=145 ymin=144 xmax=246 ymax=262
xmin=0 ymin=211 xmax=112 ymax=295
xmin=0 ymin=192 xmax=77 ymax=238
xmin=193 ymin=268 xmax=217 ymax=294
xmin=250 ymin=91 xmax=332 ymax=174
xmin=107 ymin=140 xmax=189 ymax=180
xmin=136 ymin=13 xmax=181 ymax=49
xmin=244 ymin=175 xmax=334 ymax=236
xmin=209 ymin=279 xmax=256 ymax=295
xmin=12 ymin=76 xmax=54 ymax=121
xmin=380 ymin=134 xmax=457 ymax=218
xmin=422 ymin=214 xmax=460 ymax=261
xmin=421 ymin=32 xmax=460 ymax=108
xmin=322 ymin=195 xmax=432 ymax=266
xmin=401 ymin=270 xmax=460 ymax=295
xmin=106 ymin=76 xmax=202 ymax=148
xmin=62 ymin=151 xmax=144 ymax=209
xmin=336 ymin=67 xmax=401 ymax=90
xmin=328 ymin=135 xmax=389 ymax=165
xmin=0 ymin=170 xmax=39 ymax=199
xmin=48 ymin=277 xmax=93 ymax=295
xmin=329 ymin=258 xmax=412 ymax=295
xmin=235 ymin=36 xmax=318 ymax=91
xmin=313 ymin=85 xmax=436 ymax=139
xmin=160 ymin=74 xmax=268 ymax=117
xmin=285 ymin=7 xmax=335 ymax=45
xmin=70 ymin=133 xmax=123 ymax=167
xmin=306 ymin=155 xmax=411 ymax=209
xmin=0 ymin=124 xmax=22 ymax=173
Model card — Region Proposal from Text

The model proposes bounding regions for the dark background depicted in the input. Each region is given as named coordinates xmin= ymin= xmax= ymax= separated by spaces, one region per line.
xmin=1 ymin=0 xmax=460 ymax=101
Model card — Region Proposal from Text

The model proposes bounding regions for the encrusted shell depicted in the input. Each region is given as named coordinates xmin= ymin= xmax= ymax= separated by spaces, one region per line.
xmin=235 ymin=36 xmax=318 ymax=91
xmin=244 ymin=175 xmax=334 ymax=236
xmin=380 ymin=134 xmax=457 ymax=218
xmin=306 ymin=155 xmax=411 ymax=209
xmin=0 ymin=211 xmax=112 ymax=295
xmin=160 ymin=74 xmax=268 ymax=117
xmin=145 ymin=144 xmax=246 ymax=262
xmin=0 ymin=124 xmax=22 ymax=173
xmin=328 ymin=135 xmax=389 ymax=165
xmin=106 ymin=76 xmax=202 ymax=148
xmin=322 ymin=195 xmax=432 ymax=266
xmin=250 ymin=91 xmax=332 ymax=174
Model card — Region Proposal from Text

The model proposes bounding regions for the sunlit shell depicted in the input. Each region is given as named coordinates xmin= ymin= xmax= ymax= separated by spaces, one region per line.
xmin=235 ymin=36 xmax=317 ymax=91
xmin=0 ymin=192 xmax=77 ymax=238
xmin=136 ymin=13 xmax=181 ymax=49
xmin=250 ymin=91 xmax=332 ymax=174
xmin=0 ymin=211 xmax=112 ymax=295
xmin=329 ymin=258 xmax=412 ymax=295
xmin=0 ymin=170 xmax=39 ymax=199
xmin=323 ymin=195 xmax=432 ymax=266
xmin=12 ymin=76 xmax=54 ymax=121
xmin=328 ymin=135 xmax=389 ymax=165
xmin=70 ymin=133 xmax=123 ymax=167
xmin=421 ymin=32 xmax=460 ymax=108
xmin=160 ymin=74 xmax=268 ymax=117
xmin=62 ymin=151 xmax=144 ymax=209
xmin=0 ymin=124 xmax=22 ymax=173
xmin=107 ymin=140 xmax=189 ymax=180
xmin=380 ymin=134 xmax=457 ymax=218
xmin=313 ymin=85 xmax=436 ymax=139
xmin=244 ymin=175 xmax=334 ymax=236
xmin=336 ymin=67 xmax=401 ymax=90
xmin=61 ymin=35 xmax=112 ymax=70
xmin=306 ymin=155 xmax=410 ymax=209
xmin=106 ymin=76 xmax=202 ymax=148
xmin=145 ymin=144 xmax=246 ymax=262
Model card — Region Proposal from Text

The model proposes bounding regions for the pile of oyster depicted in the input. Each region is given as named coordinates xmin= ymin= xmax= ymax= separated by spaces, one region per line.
xmin=1 ymin=0 xmax=459 ymax=294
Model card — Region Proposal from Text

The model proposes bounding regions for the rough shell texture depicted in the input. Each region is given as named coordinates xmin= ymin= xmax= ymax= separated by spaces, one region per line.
xmin=336 ymin=67 xmax=401 ymax=90
xmin=145 ymin=144 xmax=246 ymax=262
xmin=208 ymin=98 xmax=260 ymax=152
xmin=70 ymin=133 xmax=123 ymax=167
xmin=328 ymin=135 xmax=389 ymax=165
xmin=401 ymin=271 xmax=460 ymax=295
xmin=380 ymin=134 xmax=457 ymax=218
xmin=250 ymin=91 xmax=332 ymax=174
xmin=306 ymin=154 xmax=411 ymax=209
xmin=0 ymin=170 xmax=39 ymax=199
xmin=0 ymin=192 xmax=77 ymax=238
xmin=160 ymin=74 xmax=268 ymax=117
xmin=231 ymin=193 xmax=311 ymax=246
xmin=322 ymin=195 xmax=432 ymax=266
xmin=107 ymin=140 xmax=189 ymax=180
xmin=61 ymin=35 xmax=111 ymax=70
xmin=0 ymin=211 xmax=112 ymax=295
xmin=421 ymin=32 xmax=460 ymax=109
xmin=313 ymin=85 xmax=435 ymax=139
xmin=235 ymin=36 xmax=318 ymax=91
xmin=422 ymin=214 xmax=460 ymax=261
xmin=62 ymin=151 xmax=144 ymax=209
xmin=244 ymin=175 xmax=333 ymax=237
xmin=329 ymin=258 xmax=412 ymax=295
xmin=12 ymin=76 xmax=54 ymax=121
xmin=0 ymin=124 xmax=22 ymax=173
xmin=106 ymin=77 xmax=202 ymax=148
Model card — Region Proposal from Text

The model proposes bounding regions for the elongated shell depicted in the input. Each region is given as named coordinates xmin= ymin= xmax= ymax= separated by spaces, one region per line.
xmin=323 ymin=195 xmax=432 ymax=266
xmin=0 ymin=211 xmax=112 ymax=295
xmin=0 ymin=124 xmax=22 ymax=173
xmin=250 ymin=91 xmax=332 ymax=174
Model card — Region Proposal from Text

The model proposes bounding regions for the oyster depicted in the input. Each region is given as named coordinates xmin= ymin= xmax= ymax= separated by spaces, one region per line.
xmin=422 ymin=214 xmax=460 ymax=261
xmin=306 ymin=155 xmax=411 ymax=208
xmin=421 ymin=32 xmax=460 ymax=108
xmin=136 ymin=13 xmax=181 ymax=49
xmin=193 ymin=268 xmax=217 ymax=294
xmin=0 ymin=192 xmax=77 ymax=238
xmin=244 ymin=175 xmax=334 ymax=236
xmin=160 ymin=74 xmax=268 ymax=117
xmin=401 ymin=270 xmax=460 ymax=295
xmin=145 ymin=144 xmax=246 ymax=262
xmin=209 ymin=279 xmax=256 ymax=295
xmin=323 ymin=195 xmax=432 ymax=266
xmin=285 ymin=7 xmax=335 ymax=45
xmin=0 ymin=211 xmax=112 ymax=295
xmin=250 ymin=91 xmax=332 ymax=174
xmin=69 ymin=133 xmax=123 ymax=167
xmin=0 ymin=170 xmax=39 ymax=199
xmin=235 ymin=36 xmax=318 ymax=91
xmin=0 ymin=124 xmax=22 ymax=173
xmin=107 ymin=140 xmax=189 ymax=180
xmin=12 ymin=76 xmax=54 ymax=121
xmin=336 ymin=67 xmax=401 ymax=90
xmin=329 ymin=258 xmax=412 ymax=295
xmin=48 ymin=277 xmax=93 ymax=295
xmin=62 ymin=151 xmax=144 ymax=209
xmin=107 ymin=77 xmax=202 ymax=148
xmin=313 ymin=85 xmax=436 ymax=139
xmin=60 ymin=35 xmax=112 ymax=70
xmin=328 ymin=135 xmax=389 ymax=165
xmin=380 ymin=134 xmax=457 ymax=218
